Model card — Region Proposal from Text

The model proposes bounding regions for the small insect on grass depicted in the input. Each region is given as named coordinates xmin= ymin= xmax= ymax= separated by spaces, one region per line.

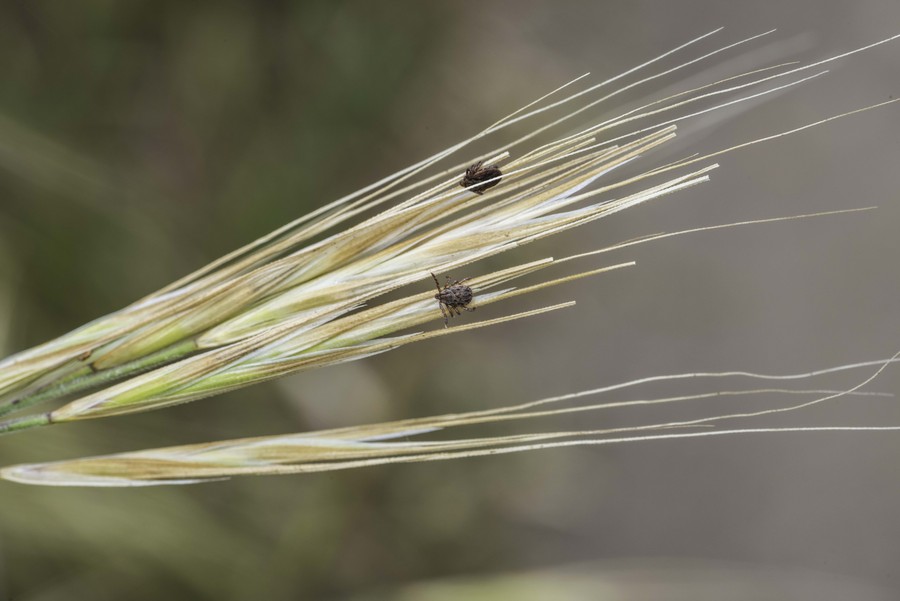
xmin=459 ymin=160 xmax=503 ymax=195
xmin=431 ymin=272 xmax=475 ymax=328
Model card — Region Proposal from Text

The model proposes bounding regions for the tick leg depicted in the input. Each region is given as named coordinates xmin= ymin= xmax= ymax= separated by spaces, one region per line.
xmin=431 ymin=272 xmax=442 ymax=295
xmin=438 ymin=302 xmax=449 ymax=327
xmin=463 ymin=306 xmax=476 ymax=312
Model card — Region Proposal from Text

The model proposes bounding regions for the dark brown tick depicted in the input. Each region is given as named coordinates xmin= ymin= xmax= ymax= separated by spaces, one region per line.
xmin=431 ymin=272 xmax=475 ymax=327
xmin=459 ymin=160 xmax=502 ymax=195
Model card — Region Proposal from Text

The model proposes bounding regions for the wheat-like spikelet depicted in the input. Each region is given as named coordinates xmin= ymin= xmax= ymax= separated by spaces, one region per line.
xmin=3 ymin=356 xmax=897 ymax=486
xmin=0 ymin=29 xmax=898 ymax=485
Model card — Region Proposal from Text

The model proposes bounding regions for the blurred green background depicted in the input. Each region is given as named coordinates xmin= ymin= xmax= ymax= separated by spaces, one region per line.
xmin=1 ymin=1 xmax=900 ymax=600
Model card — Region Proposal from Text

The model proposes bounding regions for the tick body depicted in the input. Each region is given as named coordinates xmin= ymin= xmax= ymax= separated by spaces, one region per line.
xmin=460 ymin=160 xmax=502 ymax=195
xmin=431 ymin=272 xmax=475 ymax=327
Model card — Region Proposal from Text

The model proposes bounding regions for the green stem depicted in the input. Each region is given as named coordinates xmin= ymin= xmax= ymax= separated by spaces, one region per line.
xmin=0 ymin=338 xmax=199 ymax=418
xmin=0 ymin=412 xmax=51 ymax=435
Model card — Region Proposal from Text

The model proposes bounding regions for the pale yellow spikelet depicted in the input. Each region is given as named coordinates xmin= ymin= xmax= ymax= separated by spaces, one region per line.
xmin=3 ymin=356 xmax=896 ymax=487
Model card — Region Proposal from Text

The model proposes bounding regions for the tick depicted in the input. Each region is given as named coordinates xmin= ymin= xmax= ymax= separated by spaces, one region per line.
xmin=459 ymin=160 xmax=502 ymax=195
xmin=431 ymin=272 xmax=475 ymax=327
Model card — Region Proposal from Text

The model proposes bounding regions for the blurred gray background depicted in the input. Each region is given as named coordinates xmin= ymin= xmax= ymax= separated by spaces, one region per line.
xmin=0 ymin=1 xmax=899 ymax=600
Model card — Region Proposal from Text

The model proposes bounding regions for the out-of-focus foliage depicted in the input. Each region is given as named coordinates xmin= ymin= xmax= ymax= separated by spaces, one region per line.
xmin=0 ymin=2 xmax=451 ymax=347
